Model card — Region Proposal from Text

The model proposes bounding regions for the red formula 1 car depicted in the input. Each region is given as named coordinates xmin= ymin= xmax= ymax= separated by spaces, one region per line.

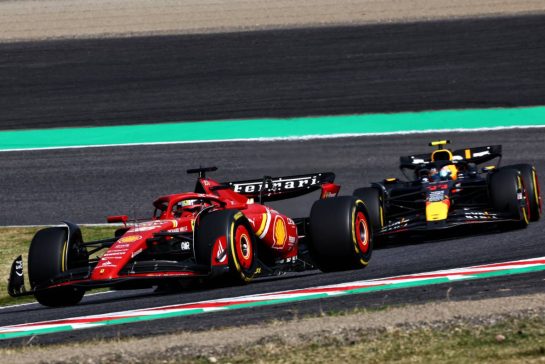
xmin=8 ymin=167 xmax=373 ymax=307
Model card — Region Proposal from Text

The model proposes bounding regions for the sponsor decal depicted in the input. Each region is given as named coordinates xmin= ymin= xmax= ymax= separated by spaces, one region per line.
xmin=274 ymin=255 xmax=298 ymax=264
xmin=474 ymin=150 xmax=490 ymax=157
xmin=428 ymin=190 xmax=446 ymax=202
xmin=382 ymin=217 xmax=409 ymax=232
xmin=231 ymin=175 xmax=320 ymax=194
xmin=428 ymin=183 xmax=449 ymax=191
xmin=131 ymin=226 xmax=157 ymax=232
xmin=103 ymin=251 xmax=126 ymax=257
xmin=137 ymin=220 xmax=166 ymax=228
xmin=180 ymin=241 xmax=191 ymax=251
xmin=97 ymin=260 xmax=114 ymax=268
xmin=115 ymin=243 xmax=130 ymax=249
xmin=273 ymin=216 xmax=287 ymax=248
xmin=215 ymin=238 xmax=227 ymax=263
xmin=14 ymin=260 xmax=23 ymax=277
xmin=131 ymin=248 xmax=143 ymax=258
xmin=118 ymin=235 xmax=142 ymax=244
xmin=465 ymin=211 xmax=498 ymax=220
xmin=168 ymin=226 xmax=189 ymax=233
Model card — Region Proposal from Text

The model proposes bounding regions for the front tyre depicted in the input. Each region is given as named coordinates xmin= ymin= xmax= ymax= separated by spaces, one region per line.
xmin=309 ymin=197 xmax=373 ymax=272
xmin=28 ymin=226 xmax=87 ymax=307
xmin=490 ymin=169 xmax=529 ymax=229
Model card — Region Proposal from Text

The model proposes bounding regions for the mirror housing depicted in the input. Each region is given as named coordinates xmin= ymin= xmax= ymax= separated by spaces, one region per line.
xmin=107 ymin=215 xmax=128 ymax=225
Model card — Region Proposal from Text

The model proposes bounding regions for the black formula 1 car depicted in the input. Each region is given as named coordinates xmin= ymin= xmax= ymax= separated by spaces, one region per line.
xmin=353 ymin=140 xmax=541 ymax=241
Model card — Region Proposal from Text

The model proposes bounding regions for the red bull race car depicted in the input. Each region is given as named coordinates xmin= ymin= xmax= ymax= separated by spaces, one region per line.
xmin=353 ymin=140 xmax=541 ymax=241
xmin=9 ymin=167 xmax=373 ymax=307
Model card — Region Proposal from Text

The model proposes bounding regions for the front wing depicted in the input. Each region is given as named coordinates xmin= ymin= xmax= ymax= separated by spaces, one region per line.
xmin=8 ymin=259 xmax=214 ymax=298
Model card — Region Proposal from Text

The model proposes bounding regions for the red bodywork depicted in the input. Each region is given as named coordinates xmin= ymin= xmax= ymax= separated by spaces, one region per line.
xmin=48 ymin=172 xmax=339 ymax=289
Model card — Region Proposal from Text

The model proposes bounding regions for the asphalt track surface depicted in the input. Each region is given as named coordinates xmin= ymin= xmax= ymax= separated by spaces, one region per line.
xmin=1 ymin=130 xmax=544 ymax=345
xmin=0 ymin=14 xmax=545 ymax=130
xmin=0 ymin=15 xmax=544 ymax=345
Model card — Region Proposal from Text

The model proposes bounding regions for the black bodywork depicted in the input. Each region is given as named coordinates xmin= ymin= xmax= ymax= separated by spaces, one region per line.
xmin=365 ymin=144 xmax=525 ymax=238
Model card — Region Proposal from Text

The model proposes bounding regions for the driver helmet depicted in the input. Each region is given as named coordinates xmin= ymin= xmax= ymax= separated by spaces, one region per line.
xmin=173 ymin=199 xmax=199 ymax=217
xmin=429 ymin=167 xmax=440 ymax=182
xmin=180 ymin=199 xmax=198 ymax=207
xmin=430 ymin=166 xmax=455 ymax=181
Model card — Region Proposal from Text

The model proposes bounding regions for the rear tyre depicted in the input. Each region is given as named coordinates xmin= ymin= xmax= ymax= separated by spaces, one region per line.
xmin=195 ymin=210 xmax=260 ymax=283
xmin=489 ymin=169 xmax=529 ymax=228
xmin=309 ymin=196 xmax=373 ymax=272
xmin=28 ymin=226 xmax=87 ymax=307
xmin=353 ymin=187 xmax=383 ymax=232
xmin=503 ymin=164 xmax=541 ymax=221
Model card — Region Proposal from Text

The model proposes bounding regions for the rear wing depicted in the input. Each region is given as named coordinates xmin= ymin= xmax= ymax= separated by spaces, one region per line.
xmin=400 ymin=145 xmax=502 ymax=169
xmin=224 ymin=172 xmax=337 ymax=202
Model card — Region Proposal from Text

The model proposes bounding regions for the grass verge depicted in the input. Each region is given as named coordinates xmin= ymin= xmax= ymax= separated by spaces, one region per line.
xmin=194 ymin=315 xmax=545 ymax=364
xmin=0 ymin=226 xmax=116 ymax=306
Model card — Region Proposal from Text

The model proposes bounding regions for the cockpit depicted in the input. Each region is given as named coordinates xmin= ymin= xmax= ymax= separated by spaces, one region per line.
xmin=153 ymin=196 xmax=214 ymax=219
xmin=171 ymin=199 xmax=211 ymax=217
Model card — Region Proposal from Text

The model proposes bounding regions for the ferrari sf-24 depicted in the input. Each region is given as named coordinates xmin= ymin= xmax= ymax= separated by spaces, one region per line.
xmin=9 ymin=167 xmax=373 ymax=307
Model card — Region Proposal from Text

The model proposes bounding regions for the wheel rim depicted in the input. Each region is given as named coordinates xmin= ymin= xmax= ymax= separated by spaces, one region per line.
xmin=235 ymin=224 xmax=253 ymax=269
xmin=355 ymin=211 xmax=369 ymax=253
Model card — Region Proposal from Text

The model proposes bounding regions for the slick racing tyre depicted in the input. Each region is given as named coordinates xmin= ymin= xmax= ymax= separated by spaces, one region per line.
xmin=503 ymin=164 xmax=541 ymax=221
xmin=309 ymin=196 xmax=372 ymax=272
xmin=195 ymin=210 xmax=260 ymax=283
xmin=28 ymin=226 xmax=88 ymax=307
xmin=353 ymin=187 xmax=383 ymax=232
xmin=490 ymin=169 xmax=529 ymax=228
